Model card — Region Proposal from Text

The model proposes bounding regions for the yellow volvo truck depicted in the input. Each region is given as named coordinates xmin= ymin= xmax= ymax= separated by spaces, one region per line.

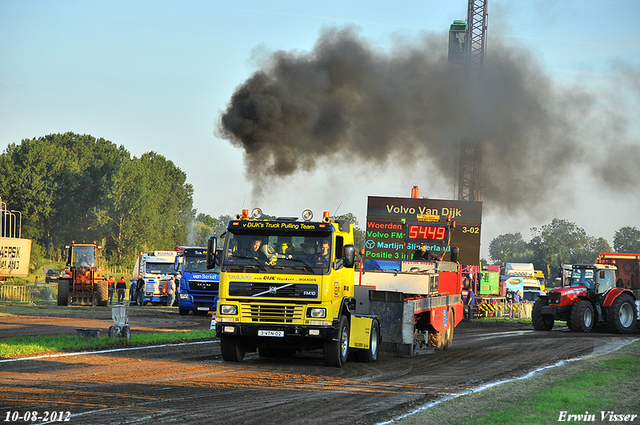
xmin=207 ymin=208 xmax=380 ymax=367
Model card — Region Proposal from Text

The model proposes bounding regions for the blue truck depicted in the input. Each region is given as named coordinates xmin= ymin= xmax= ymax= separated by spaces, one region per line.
xmin=174 ymin=246 xmax=220 ymax=315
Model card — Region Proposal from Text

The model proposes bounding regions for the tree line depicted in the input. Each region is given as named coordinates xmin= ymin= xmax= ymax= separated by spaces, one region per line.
xmin=0 ymin=133 xmax=367 ymax=271
xmin=488 ymin=218 xmax=640 ymax=280
xmin=0 ymin=133 xmax=194 ymax=268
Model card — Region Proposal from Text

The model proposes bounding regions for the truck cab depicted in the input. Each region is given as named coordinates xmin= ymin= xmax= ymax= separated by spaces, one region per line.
xmin=208 ymin=208 xmax=376 ymax=367
xmin=133 ymin=251 xmax=178 ymax=305
xmin=174 ymin=247 xmax=220 ymax=315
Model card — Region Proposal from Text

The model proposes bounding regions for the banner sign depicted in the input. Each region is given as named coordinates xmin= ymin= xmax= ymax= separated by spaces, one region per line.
xmin=0 ymin=237 xmax=32 ymax=277
xmin=365 ymin=196 xmax=482 ymax=265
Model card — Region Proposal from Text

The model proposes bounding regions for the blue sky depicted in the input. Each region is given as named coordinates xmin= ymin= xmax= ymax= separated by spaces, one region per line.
xmin=1 ymin=0 xmax=639 ymax=258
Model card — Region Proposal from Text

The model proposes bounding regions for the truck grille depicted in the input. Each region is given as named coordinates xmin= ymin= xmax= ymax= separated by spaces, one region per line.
xmin=229 ymin=281 xmax=319 ymax=299
xmin=188 ymin=280 xmax=219 ymax=292
xmin=240 ymin=304 xmax=304 ymax=323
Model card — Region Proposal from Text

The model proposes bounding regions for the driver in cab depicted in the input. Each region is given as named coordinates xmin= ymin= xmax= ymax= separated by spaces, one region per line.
xmin=237 ymin=237 xmax=269 ymax=263
xmin=314 ymin=239 xmax=331 ymax=266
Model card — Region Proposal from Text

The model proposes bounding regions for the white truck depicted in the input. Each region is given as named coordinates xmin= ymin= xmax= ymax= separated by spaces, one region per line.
xmin=503 ymin=262 xmax=544 ymax=300
xmin=132 ymin=250 xmax=178 ymax=305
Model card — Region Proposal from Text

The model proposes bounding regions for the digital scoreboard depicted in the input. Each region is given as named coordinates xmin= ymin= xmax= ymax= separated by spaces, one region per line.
xmin=406 ymin=224 xmax=448 ymax=242
xmin=365 ymin=196 xmax=482 ymax=265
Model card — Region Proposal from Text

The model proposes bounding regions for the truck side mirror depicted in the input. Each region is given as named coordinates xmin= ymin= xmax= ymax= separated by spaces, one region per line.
xmin=206 ymin=236 xmax=217 ymax=269
xmin=343 ymin=245 xmax=356 ymax=268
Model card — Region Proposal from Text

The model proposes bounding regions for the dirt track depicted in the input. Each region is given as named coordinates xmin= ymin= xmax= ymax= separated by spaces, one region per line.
xmin=1 ymin=306 xmax=638 ymax=425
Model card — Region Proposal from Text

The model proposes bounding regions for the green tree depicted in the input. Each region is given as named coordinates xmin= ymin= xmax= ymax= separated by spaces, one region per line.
xmin=529 ymin=219 xmax=590 ymax=278
xmin=188 ymin=213 xmax=219 ymax=246
xmin=0 ymin=133 xmax=125 ymax=250
xmin=574 ymin=236 xmax=612 ymax=264
xmin=96 ymin=152 xmax=193 ymax=267
xmin=488 ymin=232 xmax=528 ymax=266
xmin=613 ymin=226 xmax=640 ymax=253
xmin=213 ymin=215 xmax=234 ymax=236
xmin=335 ymin=213 xmax=365 ymax=250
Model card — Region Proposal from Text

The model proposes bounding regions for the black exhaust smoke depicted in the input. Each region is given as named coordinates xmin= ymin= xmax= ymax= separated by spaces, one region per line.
xmin=217 ymin=26 xmax=639 ymax=215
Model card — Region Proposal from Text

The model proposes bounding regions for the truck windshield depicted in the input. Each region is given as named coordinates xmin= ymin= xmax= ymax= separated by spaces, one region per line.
xmin=146 ymin=262 xmax=175 ymax=275
xmin=223 ymin=231 xmax=333 ymax=274
xmin=184 ymin=256 xmax=217 ymax=272
xmin=570 ymin=268 xmax=595 ymax=289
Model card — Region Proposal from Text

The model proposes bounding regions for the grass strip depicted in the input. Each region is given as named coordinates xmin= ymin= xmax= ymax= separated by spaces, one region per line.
xmin=394 ymin=340 xmax=640 ymax=425
xmin=0 ymin=329 xmax=216 ymax=358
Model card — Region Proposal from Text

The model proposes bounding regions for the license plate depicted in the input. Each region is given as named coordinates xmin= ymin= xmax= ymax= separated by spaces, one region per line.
xmin=197 ymin=307 xmax=209 ymax=311
xmin=258 ymin=330 xmax=284 ymax=337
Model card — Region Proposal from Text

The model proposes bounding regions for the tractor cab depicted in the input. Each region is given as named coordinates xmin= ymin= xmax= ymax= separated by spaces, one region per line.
xmin=68 ymin=244 xmax=98 ymax=269
xmin=568 ymin=264 xmax=616 ymax=296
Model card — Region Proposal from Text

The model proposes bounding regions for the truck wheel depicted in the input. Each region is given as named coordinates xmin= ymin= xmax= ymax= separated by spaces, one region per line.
xmin=444 ymin=309 xmax=454 ymax=350
xmin=324 ymin=316 xmax=349 ymax=367
xmin=607 ymin=294 xmax=637 ymax=334
xmin=57 ymin=280 xmax=69 ymax=306
xmin=570 ymin=300 xmax=594 ymax=333
xmin=220 ymin=337 xmax=245 ymax=362
xmin=532 ymin=298 xmax=554 ymax=331
xmin=96 ymin=281 xmax=108 ymax=306
xmin=428 ymin=329 xmax=446 ymax=350
xmin=355 ymin=319 xmax=380 ymax=363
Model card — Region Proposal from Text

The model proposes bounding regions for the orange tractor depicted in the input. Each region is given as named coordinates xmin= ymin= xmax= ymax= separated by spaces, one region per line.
xmin=57 ymin=242 xmax=108 ymax=306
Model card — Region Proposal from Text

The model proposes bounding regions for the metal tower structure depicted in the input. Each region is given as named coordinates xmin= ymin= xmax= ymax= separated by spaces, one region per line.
xmin=455 ymin=0 xmax=488 ymax=202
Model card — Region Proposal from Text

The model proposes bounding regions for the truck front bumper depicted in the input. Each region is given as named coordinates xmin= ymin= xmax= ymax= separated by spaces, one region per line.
xmin=215 ymin=322 xmax=338 ymax=344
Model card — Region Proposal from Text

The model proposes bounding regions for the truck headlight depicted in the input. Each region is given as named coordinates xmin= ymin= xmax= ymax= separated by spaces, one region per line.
xmin=308 ymin=308 xmax=326 ymax=318
xmin=220 ymin=304 xmax=238 ymax=315
xmin=180 ymin=293 xmax=190 ymax=300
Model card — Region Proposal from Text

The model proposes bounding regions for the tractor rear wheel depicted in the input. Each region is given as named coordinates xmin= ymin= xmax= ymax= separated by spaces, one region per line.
xmin=607 ymin=294 xmax=637 ymax=334
xmin=532 ymin=298 xmax=554 ymax=331
xmin=570 ymin=300 xmax=594 ymax=333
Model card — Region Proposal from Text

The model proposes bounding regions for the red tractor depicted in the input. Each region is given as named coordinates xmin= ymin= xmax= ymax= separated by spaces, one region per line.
xmin=57 ymin=242 xmax=109 ymax=306
xmin=532 ymin=263 xmax=637 ymax=333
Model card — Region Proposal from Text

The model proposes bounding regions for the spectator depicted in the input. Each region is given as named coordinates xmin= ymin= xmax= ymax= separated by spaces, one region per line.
xmin=136 ymin=274 xmax=145 ymax=306
xmin=462 ymin=285 xmax=475 ymax=322
xmin=116 ymin=276 xmax=127 ymax=304
xmin=166 ymin=275 xmax=177 ymax=307
xmin=513 ymin=289 xmax=522 ymax=318
xmin=107 ymin=276 xmax=115 ymax=305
